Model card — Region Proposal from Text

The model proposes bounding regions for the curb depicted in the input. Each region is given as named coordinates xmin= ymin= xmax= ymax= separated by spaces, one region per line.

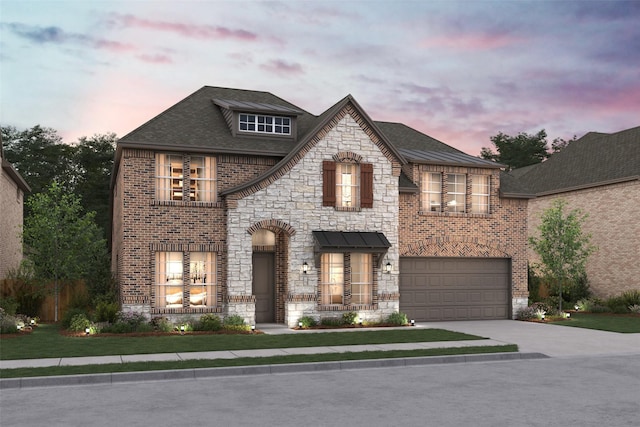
xmin=0 ymin=352 xmax=549 ymax=389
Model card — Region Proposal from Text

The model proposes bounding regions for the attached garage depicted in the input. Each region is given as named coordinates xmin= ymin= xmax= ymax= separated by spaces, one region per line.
xmin=399 ymin=257 xmax=510 ymax=321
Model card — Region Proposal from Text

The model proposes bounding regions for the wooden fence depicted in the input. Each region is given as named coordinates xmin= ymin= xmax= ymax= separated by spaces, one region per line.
xmin=1 ymin=279 xmax=88 ymax=322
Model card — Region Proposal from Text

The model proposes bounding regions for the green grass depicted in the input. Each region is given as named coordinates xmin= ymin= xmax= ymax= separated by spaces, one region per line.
xmin=0 ymin=345 xmax=517 ymax=379
xmin=551 ymin=312 xmax=640 ymax=333
xmin=0 ymin=324 xmax=484 ymax=360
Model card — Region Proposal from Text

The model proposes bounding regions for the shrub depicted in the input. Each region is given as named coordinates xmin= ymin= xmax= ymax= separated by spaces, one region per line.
xmin=101 ymin=321 xmax=134 ymax=334
xmin=223 ymin=314 xmax=246 ymax=327
xmin=194 ymin=313 xmax=222 ymax=331
xmin=62 ymin=307 xmax=91 ymax=329
xmin=386 ymin=311 xmax=408 ymax=325
xmin=629 ymin=305 xmax=640 ymax=314
xmin=516 ymin=306 xmax=538 ymax=320
xmin=116 ymin=311 xmax=147 ymax=327
xmin=342 ymin=311 xmax=358 ymax=325
xmin=95 ymin=300 xmax=119 ymax=323
xmin=298 ymin=316 xmax=317 ymax=328
xmin=150 ymin=316 xmax=173 ymax=332
xmin=320 ymin=317 xmax=343 ymax=327
xmin=69 ymin=313 xmax=91 ymax=332
xmin=0 ymin=308 xmax=18 ymax=334
xmin=0 ymin=296 xmax=19 ymax=316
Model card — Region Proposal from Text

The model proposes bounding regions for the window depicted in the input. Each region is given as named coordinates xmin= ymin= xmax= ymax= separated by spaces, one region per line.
xmin=156 ymin=154 xmax=216 ymax=202
xmin=447 ymin=174 xmax=466 ymax=213
xmin=350 ymin=253 xmax=372 ymax=305
xmin=336 ymin=163 xmax=359 ymax=208
xmin=155 ymin=252 xmax=216 ymax=308
xmin=323 ymin=161 xmax=373 ymax=209
xmin=471 ymin=175 xmax=490 ymax=214
xmin=239 ymin=114 xmax=291 ymax=135
xmin=156 ymin=252 xmax=184 ymax=308
xmin=320 ymin=253 xmax=373 ymax=306
xmin=189 ymin=252 xmax=215 ymax=307
xmin=421 ymin=172 xmax=442 ymax=212
xmin=190 ymin=156 xmax=216 ymax=202
xmin=156 ymin=154 xmax=184 ymax=201
xmin=320 ymin=253 xmax=344 ymax=305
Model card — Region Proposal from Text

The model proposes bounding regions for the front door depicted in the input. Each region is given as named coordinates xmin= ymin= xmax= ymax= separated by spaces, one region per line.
xmin=253 ymin=252 xmax=275 ymax=323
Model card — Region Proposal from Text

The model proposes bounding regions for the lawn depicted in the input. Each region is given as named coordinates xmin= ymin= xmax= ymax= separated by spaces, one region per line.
xmin=551 ymin=312 xmax=640 ymax=333
xmin=0 ymin=323 xmax=485 ymax=360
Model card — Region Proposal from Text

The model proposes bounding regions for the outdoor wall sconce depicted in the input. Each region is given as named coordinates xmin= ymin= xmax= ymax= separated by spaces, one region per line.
xmin=302 ymin=261 xmax=309 ymax=274
xmin=385 ymin=262 xmax=392 ymax=274
xmin=410 ymin=319 xmax=415 ymax=326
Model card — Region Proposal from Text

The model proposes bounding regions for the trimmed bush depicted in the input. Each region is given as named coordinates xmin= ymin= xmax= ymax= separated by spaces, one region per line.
xmin=194 ymin=313 xmax=222 ymax=331
xmin=298 ymin=316 xmax=317 ymax=328
xmin=342 ymin=311 xmax=358 ymax=325
xmin=62 ymin=307 xmax=91 ymax=329
xmin=95 ymin=300 xmax=119 ymax=323
xmin=386 ymin=311 xmax=408 ymax=325
xmin=69 ymin=313 xmax=91 ymax=332
xmin=150 ymin=316 xmax=173 ymax=332
xmin=320 ymin=317 xmax=344 ymax=327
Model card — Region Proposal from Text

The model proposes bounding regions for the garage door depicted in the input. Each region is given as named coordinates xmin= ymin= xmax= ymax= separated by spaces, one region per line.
xmin=399 ymin=258 xmax=510 ymax=321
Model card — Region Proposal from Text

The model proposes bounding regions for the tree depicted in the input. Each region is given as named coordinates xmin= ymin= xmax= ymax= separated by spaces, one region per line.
xmin=550 ymin=135 xmax=577 ymax=154
xmin=529 ymin=200 xmax=596 ymax=313
xmin=22 ymin=181 xmax=109 ymax=321
xmin=73 ymin=133 xmax=117 ymax=236
xmin=1 ymin=125 xmax=75 ymax=196
xmin=481 ymin=129 xmax=549 ymax=170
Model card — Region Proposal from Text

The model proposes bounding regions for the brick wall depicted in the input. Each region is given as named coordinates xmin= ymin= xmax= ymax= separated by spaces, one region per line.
xmin=528 ymin=180 xmax=640 ymax=298
xmin=0 ymin=172 xmax=24 ymax=279
xmin=399 ymin=164 xmax=529 ymax=316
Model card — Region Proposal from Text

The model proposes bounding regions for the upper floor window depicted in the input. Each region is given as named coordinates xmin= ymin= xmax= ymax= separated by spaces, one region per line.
xmin=323 ymin=161 xmax=373 ymax=209
xmin=471 ymin=175 xmax=490 ymax=214
xmin=155 ymin=154 xmax=216 ymax=203
xmin=239 ymin=114 xmax=291 ymax=135
xmin=421 ymin=172 xmax=442 ymax=212
xmin=447 ymin=174 xmax=466 ymax=213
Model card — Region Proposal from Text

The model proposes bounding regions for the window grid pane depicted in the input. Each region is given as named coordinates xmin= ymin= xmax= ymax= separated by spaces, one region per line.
xmin=189 ymin=252 xmax=215 ymax=307
xmin=336 ymin=163 xmax=360 ymax=208
xmin=239 ymin=114 xmax=291 ymax=135
xmin=190 ymin=156 xmax=216 ymax=202
xmin=447 ymin=174 xmax=466 ymax=213
xmin=320 ymin=253 xmax=344 ymax=305
xmin=156 ymin=154 xmax=184 ymax=201
xmin=471 ymin=175 xmax=490 ymax=214
xmin=421 ymin=172 xmax=441 ymax=211
xmin=350 ymin=253 xmax=372 ymax=305
xmin=156 ymin=252 xmax=183 ymax=308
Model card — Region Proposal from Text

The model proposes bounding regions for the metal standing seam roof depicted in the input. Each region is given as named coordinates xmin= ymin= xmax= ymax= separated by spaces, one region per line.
xmin=398 ymin=149 xmax=503 ymax=169
xmin=212 ymin=99 xmax=305 ymax=115
xmin=312 ymin=231 xmax=391 ymax=250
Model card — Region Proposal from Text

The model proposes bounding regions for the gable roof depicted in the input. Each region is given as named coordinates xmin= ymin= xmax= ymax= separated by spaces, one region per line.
xmin=0 ymin=134 xmax=31 ymax=193
xmin=508 ymin=126 xmax=640 ymax=196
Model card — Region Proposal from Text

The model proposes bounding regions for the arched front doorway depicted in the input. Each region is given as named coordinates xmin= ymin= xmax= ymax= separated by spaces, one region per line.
xmin=252 ymin=229 xmax=276 ymax=322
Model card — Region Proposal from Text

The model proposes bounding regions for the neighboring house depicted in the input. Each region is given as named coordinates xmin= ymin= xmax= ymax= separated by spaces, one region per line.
xmin=512 ymin=126 xmax=640 ymax=298
xmin=111 ymin=86 xmax=529 ymax=326
xmin=0 ymin=140 xmax=31 ymax=280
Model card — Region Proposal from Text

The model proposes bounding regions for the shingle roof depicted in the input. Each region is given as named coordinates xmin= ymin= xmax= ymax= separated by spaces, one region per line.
xmin=507 ymin=126 xmax=640 ymax=196
xmin=398 ymin=149 xmax=503 ymax=169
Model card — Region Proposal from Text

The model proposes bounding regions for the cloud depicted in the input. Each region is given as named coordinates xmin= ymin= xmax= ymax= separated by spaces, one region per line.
xmin=137 ymin=53 xmax=173 ymax=64
xmin=107 ymin=13 xmax=257 ymax=41
xmin=260 ymin=59 xmax=304 ymax=75
xmin=419 ymin=31 xmax=521 ymax=51
xmin=3 ymin=22 xmax=135 ymax=52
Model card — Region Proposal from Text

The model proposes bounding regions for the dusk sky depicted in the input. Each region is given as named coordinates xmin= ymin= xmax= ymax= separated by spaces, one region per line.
xmin=1 ymin=0 xmax=639 ymax=155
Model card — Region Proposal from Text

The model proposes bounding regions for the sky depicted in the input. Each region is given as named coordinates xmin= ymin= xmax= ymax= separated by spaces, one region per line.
xmin=1 ymin=0 xmax=639 ymax=156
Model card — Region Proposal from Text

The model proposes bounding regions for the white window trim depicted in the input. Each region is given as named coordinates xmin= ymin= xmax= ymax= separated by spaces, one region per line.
xmin=239 ymin=113 xmax=291 ymax=135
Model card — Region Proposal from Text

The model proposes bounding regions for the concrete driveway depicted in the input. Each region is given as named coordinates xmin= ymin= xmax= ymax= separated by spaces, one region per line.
xmin=423 ymin=320 xmax=640 ymax=358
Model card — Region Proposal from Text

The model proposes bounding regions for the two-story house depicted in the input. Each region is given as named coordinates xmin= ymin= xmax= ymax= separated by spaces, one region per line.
xmin=1 ymin=140 xmax=31 ymax=280
xmin=111 ymin=86 xmax=529 ymax=327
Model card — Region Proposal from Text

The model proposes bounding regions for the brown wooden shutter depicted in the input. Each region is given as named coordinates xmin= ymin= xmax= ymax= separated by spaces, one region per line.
xmin=360 ymin=163 xmax=373 ymax=208
xmin=323 ymin=161 xmax=336 ymax=206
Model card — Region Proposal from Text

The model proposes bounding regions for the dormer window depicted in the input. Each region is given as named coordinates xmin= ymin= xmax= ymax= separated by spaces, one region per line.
xmin=239 ymin=114 xmax=291 ymax=135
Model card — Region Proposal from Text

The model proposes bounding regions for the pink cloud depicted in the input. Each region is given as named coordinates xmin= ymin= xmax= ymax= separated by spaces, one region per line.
xmin=260 ymin=59 xmax=304 ymax=75
xmin=108 ymin=13 xmax=257 ymax=41
xmin=137 ymin=53 xmax=173 ymax=64
xmin=419 ymin=33 xmax=521 ymax=51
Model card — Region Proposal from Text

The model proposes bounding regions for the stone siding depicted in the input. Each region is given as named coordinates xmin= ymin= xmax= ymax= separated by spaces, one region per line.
xmin=528 ymin=180 xmax=640 ymax=298
xmin=228 ymin=113 xmax=400 ymax=327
